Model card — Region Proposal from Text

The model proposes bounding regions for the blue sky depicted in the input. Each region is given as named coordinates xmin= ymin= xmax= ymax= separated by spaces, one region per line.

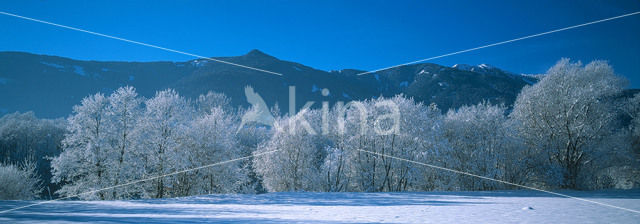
xmin=1 ymin=0 xmax=639 ymax=87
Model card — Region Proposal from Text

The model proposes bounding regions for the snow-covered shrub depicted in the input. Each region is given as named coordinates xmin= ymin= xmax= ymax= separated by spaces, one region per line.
xmin=0 ymin=160 xmax=42 ymax=200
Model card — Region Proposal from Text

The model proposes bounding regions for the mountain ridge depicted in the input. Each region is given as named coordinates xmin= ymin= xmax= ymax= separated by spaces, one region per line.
xmin=0 ymin=50 xmax=538 ymax=118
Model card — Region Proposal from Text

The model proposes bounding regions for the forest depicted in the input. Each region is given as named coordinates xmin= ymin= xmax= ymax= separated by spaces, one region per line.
xmin=1 ymin=59 xmax=639 ymax=200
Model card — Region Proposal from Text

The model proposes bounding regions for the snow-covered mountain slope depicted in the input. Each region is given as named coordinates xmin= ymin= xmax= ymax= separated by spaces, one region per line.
xmin=1 ymin=190 xmax=639 ymax=223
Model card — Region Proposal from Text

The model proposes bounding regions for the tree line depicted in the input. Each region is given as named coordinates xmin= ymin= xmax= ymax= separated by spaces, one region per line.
xmin=0 ymin=59 xmax=639 ymax=200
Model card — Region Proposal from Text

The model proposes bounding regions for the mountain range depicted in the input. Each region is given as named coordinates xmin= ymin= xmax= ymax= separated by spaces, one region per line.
xmin=0 ymin=50 xmax=539 ymax=118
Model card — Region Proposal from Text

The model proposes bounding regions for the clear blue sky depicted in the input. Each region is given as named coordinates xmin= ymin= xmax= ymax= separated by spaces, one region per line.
xmin=1 ymin=0 xmax=639 ymax=88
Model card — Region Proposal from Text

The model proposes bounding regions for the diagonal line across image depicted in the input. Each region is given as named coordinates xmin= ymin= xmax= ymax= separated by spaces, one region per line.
xmin=0 ymin=11 xmax=284 ymax=76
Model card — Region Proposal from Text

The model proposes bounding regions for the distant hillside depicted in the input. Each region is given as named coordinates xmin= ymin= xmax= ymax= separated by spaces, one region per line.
xmin=0 ymin=50 xmax=539 ymax=118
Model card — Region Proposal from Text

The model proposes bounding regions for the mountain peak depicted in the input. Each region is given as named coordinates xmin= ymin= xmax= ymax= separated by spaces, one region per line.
xmin=244 ymin=49 xmax=277 ymax=60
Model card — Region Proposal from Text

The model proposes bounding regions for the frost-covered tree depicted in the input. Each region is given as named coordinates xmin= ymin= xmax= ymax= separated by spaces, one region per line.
xmin=52 ymin=93 xmax=111 ymax=199
xmin=53 ymin=88 xmax=250 ymax=199
xmin=236 ymin=124 xmax=271 ymax=193
xmin=105 ymin=86 xmax=143 ymax=199
xmin=511 ymin=59 xmax=627 ymax=189
xmin=442 ymin=102 xmax=525 ymax=190
xmin=254 ymin=109 xmax=325 ymax=192
xmin=184 ymin=106 xmax=244 ymax=194
xmin=254 ymin=95 xmax=445 ymax=193
xmin=52 ymin=88 xmax=146 ymax=199
xmin=626 ymin=93 xmax=640 ymax=157
xmin=582 ymin=92 xmax=640 ymax=189
xmin=0 ymin=112 xmax=59 ymax=162
xmin=343 ymin=96 xmax=443 ymax=192
xmin=320 ymin=103 xmax=358 ymax=192
xmin=138 ymin=89 xmax=193 ymax=198
xmin=196 ymin=91 xmax=233 ymax=114
xmin=0 ymin=112 xmax=65 ymax=197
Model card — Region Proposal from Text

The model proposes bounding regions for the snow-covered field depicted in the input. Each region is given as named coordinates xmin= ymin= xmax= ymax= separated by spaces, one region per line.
xmin=1 ymin=190 xmax=639 ymax=223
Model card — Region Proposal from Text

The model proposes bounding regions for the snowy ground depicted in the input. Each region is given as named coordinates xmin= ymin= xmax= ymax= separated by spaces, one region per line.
xmin=1 ymin=190 xmax=639 ymax=223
